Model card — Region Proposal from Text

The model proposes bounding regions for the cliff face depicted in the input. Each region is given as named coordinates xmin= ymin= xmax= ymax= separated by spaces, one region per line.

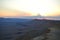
xmin=0 ymin=18 xmax=60 ymax=40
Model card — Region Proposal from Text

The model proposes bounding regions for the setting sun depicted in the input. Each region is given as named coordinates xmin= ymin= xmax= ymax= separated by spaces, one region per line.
xmin=1 ymin=0 xmax=60 ymax=17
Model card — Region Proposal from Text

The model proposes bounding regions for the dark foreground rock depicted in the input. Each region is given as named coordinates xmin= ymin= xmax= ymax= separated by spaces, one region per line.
xmin=0 ymin=18 xmax=60 ymax=40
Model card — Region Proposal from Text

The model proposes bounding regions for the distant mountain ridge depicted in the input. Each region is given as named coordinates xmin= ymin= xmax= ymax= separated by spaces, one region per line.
xmin=0 ymin=18 xmax=32 ymax=22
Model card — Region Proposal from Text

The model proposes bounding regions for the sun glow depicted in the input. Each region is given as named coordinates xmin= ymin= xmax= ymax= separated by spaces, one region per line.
xmin=1 ymin=0 xmax=60 ymax=16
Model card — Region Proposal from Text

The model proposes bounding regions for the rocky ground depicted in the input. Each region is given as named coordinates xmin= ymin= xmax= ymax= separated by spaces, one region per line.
xmin=33 ymin=27 xmax=60 ymax=40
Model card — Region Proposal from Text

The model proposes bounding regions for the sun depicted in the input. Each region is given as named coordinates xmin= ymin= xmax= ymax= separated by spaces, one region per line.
xmin=2 ymin=0 xmax=60 ymax=16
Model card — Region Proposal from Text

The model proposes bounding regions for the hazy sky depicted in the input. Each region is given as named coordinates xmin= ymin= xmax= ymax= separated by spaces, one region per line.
xmin=0 ymin=0 xmax=60 ymax=16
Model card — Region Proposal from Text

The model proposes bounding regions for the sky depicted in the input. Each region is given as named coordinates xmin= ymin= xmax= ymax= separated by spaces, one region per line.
xmin=0 ymin=0 xmax=60 ymax=17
